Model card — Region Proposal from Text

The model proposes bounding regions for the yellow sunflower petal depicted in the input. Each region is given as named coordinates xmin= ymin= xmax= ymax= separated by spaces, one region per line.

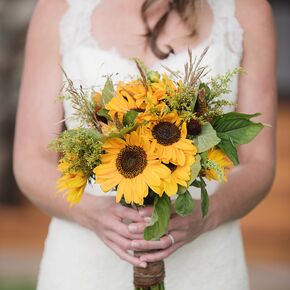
xmin=164 ymin=178 xmax=178 ymax=196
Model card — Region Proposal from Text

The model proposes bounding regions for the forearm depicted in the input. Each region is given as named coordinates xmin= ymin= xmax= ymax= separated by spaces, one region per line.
xmin=204 ymin=160 xmax=275 ymax=231
xmin=13 ymin=155 xmax=88 ymax=223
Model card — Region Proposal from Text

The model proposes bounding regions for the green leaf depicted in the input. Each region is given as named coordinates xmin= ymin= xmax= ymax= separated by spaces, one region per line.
xmin=177 ymin=185 xmax=187 ymax=195
xmin=200 ymin=177 xmax=209 ymax=217
xmin=212 ymin=112 xmax=261 ymax=126
xmin=191 ymin=179 xmax=202 ymax=188
xmin=96 ymin=108 xmax=112 ymax=121
xmin=123 ymin=110 xmax=139 ymax=126
xmin=188 ymin=154 xmax=201 ymax=185
xmin=107 ymin=124 xmax=137 ymax=139
xmin=217 ymin=139 xmax=239 ymax=165
xmin=144 ymin=195 xmax=171 ymax=241
xmin=174 ymin=190 xmax=195 ymax=216
xmin=213 ymin=112 xmax=264 ymax=146
xmin=193 ymin=123 xmax=221 ymax=153
xmin=101 ymin=77 xmax=114 ymax=105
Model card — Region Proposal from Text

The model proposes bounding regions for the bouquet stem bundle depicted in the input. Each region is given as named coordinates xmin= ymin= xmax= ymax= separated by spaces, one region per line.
xmin=134 ymin=252 xmax=165 ymax=290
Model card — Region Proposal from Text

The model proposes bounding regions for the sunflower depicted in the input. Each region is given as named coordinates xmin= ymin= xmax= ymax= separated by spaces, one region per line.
xmin=203 ymin=148 xmax=233 ymax=181
xmin=93 ymin=131 xmax=171 ymax=205
xmin=56 ymin=160 xmax=87 ymax=206
xmin=163 ymin=154 xmax=195 ymax=196
xmin=145 ymin=73 xmax=178 ymax=110
xmin=138 ymin=111 xmax=197 ymax=166
xmin=105 ymin=92 xmax=138 ymax=122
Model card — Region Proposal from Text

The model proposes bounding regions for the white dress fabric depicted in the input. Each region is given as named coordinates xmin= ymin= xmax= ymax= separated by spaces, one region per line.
xmin=37 ymin=0 xmax=249 ymax=289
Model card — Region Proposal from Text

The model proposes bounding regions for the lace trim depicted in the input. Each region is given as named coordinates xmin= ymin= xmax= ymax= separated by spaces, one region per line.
xmin=208 ymin=0 xmax=244 ymax=56
xmin=60 ymin=0 xmax=100 ymax=55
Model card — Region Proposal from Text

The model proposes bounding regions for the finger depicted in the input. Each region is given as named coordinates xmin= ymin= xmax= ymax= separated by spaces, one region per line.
xmin=104 ymin=238 xmax=147 ymax=268
xmin=139 ymin=242 xmax=182 ymax=263
xmin=138 ymin=204 xmax=175 ymax=218
xmin=108 ymin=218 xmax=144 ymax=240
xmin=138 ymin=206 xmax=153 ymax=217
xmin=131 ymin=237 xmax=171 ymax=251
xmin=106 ymin=231 xmax=133 ymax=251
xmin=115 ymin=205 xmax=144 ymax=222
xmin=131 ymin=231 xmax=183 ymax=251
xmin=128 ymin=222 xmax=149 ymax=234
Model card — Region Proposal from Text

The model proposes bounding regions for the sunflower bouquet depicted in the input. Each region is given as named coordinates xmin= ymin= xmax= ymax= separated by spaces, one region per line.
xmin=50 ymin=49 xmax=264 ymax=290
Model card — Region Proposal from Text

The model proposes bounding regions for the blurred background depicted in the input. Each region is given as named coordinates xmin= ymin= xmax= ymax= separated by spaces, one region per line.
xmin=0 ymin=0 xmax=289 ymax=289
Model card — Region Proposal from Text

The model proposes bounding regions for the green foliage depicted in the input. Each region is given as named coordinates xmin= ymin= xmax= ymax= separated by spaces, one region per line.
xmin=166 ymin=84 xmax=197 ymax=112
xmin=107 ymin=124 xmax=137 ymax=139
xmin=101 ymin=76 xmax=115 ymax=105
xmin=49 ymin=128 xmax=103 ymax=176
xmin=192 ymin=177 xmax=209 ymax=217
xmin=144 ymin=194 xmax=171 ymax=241
xmin=193 ymin=123 xmax=221 ymax=153
xmin=207 ymin=68 xmax=242 ymax=101
xmin=188 ymin=154 xmax=201 ymax=186
xmin=135 ymin=282 xmax=165 ymax=290
xmin=217 ymin=139 xmax=239 ymax=165
xmin=147 ymin=71 xmax=160 ymax=83
xmin=200 ymin=177 xmax=209 ymax=217
xmin=123 ymin=110 xmax=139 ymax=126
xmin=212 ymin=112 xmax=264 ymax=165
xmin=97 ymin=108 xmax=112 ymax=122
xmin=174 ymin=190 xmax=195 ymax=216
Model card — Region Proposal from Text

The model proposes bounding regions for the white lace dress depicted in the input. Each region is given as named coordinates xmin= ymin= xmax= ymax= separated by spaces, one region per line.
xmin=37 ymin=0 xmax=250 ymax=289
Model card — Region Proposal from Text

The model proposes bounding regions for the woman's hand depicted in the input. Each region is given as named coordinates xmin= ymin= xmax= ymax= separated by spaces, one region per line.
xmin=74 ymin=194 xmax=148 ymax=268
xmin=128 ymin=200 xmax=208 ymax=263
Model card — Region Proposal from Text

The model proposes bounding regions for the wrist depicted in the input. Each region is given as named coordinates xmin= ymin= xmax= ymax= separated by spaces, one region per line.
xmin=197 ymin=194 xmax=223 ymax=234
xmin=69 ymin=193 xmax=96 ymax=229
xmin=203 ymin=193 xmax=225 ymax=232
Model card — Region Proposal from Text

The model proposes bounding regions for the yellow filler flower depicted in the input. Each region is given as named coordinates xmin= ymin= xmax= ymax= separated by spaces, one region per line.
xmin=93 ymin=131 xmax=171 ymax=205
xmin=204 ymin=148 xmax=233 ymax=181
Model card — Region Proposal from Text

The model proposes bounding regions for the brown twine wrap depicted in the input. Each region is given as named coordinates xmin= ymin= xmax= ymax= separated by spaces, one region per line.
xmin=133 ymin=251 xmax=165 ymax=288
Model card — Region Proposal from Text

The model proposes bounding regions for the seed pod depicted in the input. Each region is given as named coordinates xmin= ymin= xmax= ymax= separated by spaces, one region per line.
xmin=195 ymin=87 xmax=208 ymax=116
xmin=186 ymin=119 xmax=202 ymax=136
xmin=147 ymin=71 xmax=160 ymax=83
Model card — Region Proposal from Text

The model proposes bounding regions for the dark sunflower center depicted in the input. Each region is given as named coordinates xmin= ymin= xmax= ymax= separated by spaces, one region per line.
xmin=152 ymin=121 xmax=181 ymax=146
xmin=116 ymin=145 xmax=147 ymax=178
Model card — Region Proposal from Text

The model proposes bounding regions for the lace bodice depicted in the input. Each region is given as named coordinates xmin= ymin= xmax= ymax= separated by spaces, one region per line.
xmin=60 ymin=0 xmax=243 ymax=131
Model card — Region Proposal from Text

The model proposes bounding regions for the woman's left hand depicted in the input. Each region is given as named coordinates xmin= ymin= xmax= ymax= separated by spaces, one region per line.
xmin=128 ymin=200 xmax=209 ymax=263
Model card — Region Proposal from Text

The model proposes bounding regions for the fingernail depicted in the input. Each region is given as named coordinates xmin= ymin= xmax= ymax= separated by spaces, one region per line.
xmin=139 ymin=210 xmax=145 ymax=217
xmin=140 ymin=262 xmax=147 ymax=268
xmin=131 ymin=241 xmax=139 ymax=248
xmin=128 ymin=224 xmax=137 ymax=232
xmin=140 ymin=256 xmax=147 ymax=262
xmin=144 ymin=217 xmax=151 ymax=223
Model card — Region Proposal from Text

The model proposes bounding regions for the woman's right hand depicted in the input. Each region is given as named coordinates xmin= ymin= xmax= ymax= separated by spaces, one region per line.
xmin=74 ymin=194 xmax=148 ymax=268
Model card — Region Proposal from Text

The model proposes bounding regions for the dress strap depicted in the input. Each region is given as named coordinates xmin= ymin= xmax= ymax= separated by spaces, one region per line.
xmin=208 ymin=0 xmax=244 ymax=55
xmin=60 ymin=0 xmax=100 ymax=55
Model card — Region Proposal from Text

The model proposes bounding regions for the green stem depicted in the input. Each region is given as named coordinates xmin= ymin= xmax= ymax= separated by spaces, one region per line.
xmin=134 ymin=283 xmax=165 ymax=290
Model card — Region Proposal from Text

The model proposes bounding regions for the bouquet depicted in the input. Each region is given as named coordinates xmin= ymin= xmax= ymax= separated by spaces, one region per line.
xmin=50 ymin=48 xmax=264 ymax=289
